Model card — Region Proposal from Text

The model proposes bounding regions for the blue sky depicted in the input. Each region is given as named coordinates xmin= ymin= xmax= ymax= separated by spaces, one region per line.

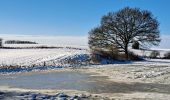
xmin=0 ymin=0 xmax=169 ymax=36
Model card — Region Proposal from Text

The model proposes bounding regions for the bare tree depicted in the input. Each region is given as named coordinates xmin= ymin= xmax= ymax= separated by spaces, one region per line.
xmin=88 ymin=7 xmax=161 ymax=59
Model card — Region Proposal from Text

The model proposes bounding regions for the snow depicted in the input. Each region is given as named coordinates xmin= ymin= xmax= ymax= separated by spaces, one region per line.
xmin=129 ymin=59 xmax=170 ymax=79
xmin=0 ymin=48 xmax=89 ymax=69
xmin=1 ymin=46 xmax=170 ymax=77
xmin=0 ymin=34 xmax=88 ymax=49
xmin=130 ymin=49 xmax=170 ymax=58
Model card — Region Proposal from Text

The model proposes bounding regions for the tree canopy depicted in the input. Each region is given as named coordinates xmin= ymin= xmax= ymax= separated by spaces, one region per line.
xmin=88 ymin=7 xmax=161 ymax=59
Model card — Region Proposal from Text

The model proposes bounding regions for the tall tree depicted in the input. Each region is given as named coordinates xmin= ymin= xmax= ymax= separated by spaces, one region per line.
xmin=88 ymin=7 xmax=161 ymax=59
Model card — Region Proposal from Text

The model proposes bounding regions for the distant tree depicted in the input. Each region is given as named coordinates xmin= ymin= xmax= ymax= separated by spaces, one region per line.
xmin=5 ymin=40 xmax=37 ymax=44
xmin=88 ymin=7 xmax=161 ymax=59
xmin=132 ymin=41 xmax=139 ymax=49
xmin=0 ymin=38 xmax=2 ymax=47
xmin=150 ymin=50 xmax=160 ymax=58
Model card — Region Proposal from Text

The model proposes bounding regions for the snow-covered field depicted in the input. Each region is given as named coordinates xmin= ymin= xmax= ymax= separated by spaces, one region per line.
xmin=1 ymin=43 xmax=170 ymax=76
xmin=0 ymin=48 xmax=89 ymax=70
xmin=1 ymin=34 xmax=88 ymax=49
xmin=0 ymin=35 xmax=89 ymax=71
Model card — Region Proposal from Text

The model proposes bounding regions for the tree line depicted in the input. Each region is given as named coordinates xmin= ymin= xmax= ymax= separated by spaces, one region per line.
xmin=4 ymin=40 xmax=37 ymax=44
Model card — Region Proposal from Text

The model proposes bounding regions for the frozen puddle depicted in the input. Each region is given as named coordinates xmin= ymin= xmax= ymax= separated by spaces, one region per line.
xmin=1 ymin=71 xmax=170 ymax=94
xmin=0 ymin=71 xmax=109 ymax=93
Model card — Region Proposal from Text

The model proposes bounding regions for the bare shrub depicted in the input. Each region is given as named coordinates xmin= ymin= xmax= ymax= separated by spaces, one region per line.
xmin=164 ymin=51 xmax=170 ymax=59
xmin=90 ymin=47 xmax=119 ymax=63
xmin=150 ymin=50 xmax=160 ymax=58
xmin=128 ymin=52 xmax=142 ymax=61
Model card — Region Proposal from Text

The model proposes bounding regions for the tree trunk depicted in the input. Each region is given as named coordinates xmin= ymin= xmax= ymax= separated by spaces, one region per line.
xmin=125 ymin=45 xmax=128 ymax=60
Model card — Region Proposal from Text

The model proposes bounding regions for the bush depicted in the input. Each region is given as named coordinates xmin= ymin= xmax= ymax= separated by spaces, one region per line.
xmin=90 ymin=48 xmax=142 ymax=63
xmin=132 ymin=41 xmax=139 ymax=49
xmin=149 ymin=50 xmax=160 ymax=58
xmin=90 ymin=47 xmax=119 ymax=63
xmin=164 ymin=51 xmax=170 ymax=59
xmin=128 ymin=52 xmax=143 ymax=61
